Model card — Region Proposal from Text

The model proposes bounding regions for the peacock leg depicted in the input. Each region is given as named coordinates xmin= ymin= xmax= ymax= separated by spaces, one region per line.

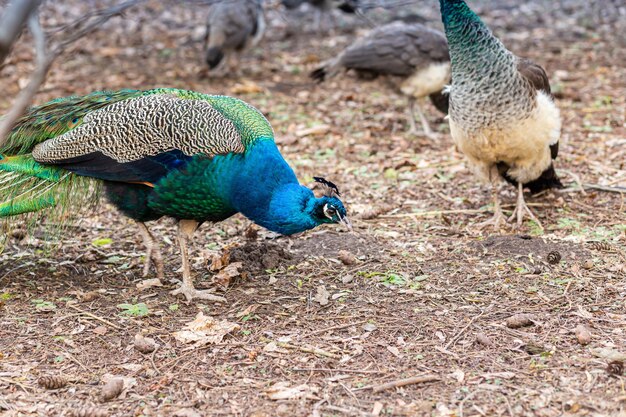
xmin=136 ymin=221 xmax=164 ymax=280
xmin=406 ymin=96 xmax=419 ymax=134
xmin=171 ymin=219 xmax=226 ymax=303
xmin=477 ymin=167 xmax=506 ymax=230
xmin=508 ymin=182 xmax=544 ymax=231
xmin=412 ymin=98 xmax=438 ymax=139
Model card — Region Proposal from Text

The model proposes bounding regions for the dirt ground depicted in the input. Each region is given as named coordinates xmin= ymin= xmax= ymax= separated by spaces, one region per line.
xmin=1 ymin=1 xmax=625 ymax=416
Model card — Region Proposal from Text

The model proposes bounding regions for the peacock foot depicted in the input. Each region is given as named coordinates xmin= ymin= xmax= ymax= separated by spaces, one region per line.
xmin=171 ymin=283 xmax=226 ymax=303
xmin=476 ymin=210 xmax=506 ymax=230
xmin=508 ymin=199 xmax=544 ymax=231
xmin=142 ymin=248 xmax=165 ymax=280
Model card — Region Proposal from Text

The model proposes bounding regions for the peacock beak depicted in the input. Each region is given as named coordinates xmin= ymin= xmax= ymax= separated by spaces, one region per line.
xmin=339 ymin=215 xmax=353 ymax=231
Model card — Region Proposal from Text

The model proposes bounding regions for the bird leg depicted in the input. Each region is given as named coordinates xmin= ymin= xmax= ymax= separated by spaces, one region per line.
xmin=136 ymin=221 xmax=164 ymax=280
xmin=171 ymin=219 xmax=226 ymax=303
xmin=477 ymin=167 xmax=506 ymax=230
xmin=407 ymin=97 xmax=437 ymax=139
xmin=508 ymin=182 xmax=544 ymax=231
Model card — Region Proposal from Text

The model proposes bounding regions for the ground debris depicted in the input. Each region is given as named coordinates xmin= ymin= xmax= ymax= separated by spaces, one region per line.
xmin=99 ymin=378 xmax=123 ymax=402
xmin=173 ymin=311 xmax=239 ymax=346
xmin=70 ymin=406 xmax=109 ymax=417
xmin=134 ymin=334 xmax=157 ymax=354
xmin=314 ymin=285 xmax=330 ymax=306
xmin=506 ymin=314 xmax=535 ymax=328
xmin=266 ymin=381 xmax=318 ymax=400
xmin=38 ymin=375 xmax=67 ymax=389
xmin=574 ymin=324 xmax=592 ymax=345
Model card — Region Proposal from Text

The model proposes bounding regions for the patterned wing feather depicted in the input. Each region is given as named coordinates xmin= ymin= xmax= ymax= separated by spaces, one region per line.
xmin=339 ymin=22 xmax=449 ymax=77
xmin=517 ymin=58 xmax=551 ymax=96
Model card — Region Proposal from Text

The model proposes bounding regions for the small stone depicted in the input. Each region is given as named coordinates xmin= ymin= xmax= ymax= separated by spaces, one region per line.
xmin=362 ymin=323 xmax=377 ymax=332
xmin=475 ymin=333 xmax=493 ymax=346
xmin=134 ymin=334 xmax=157 ymax=354
xmin=341 ymin=274 xmax=354 ymax=284
xmin=338 ymin=250 xmax=356 ymax=265
xmin=582 ymin=259 xmax=594 ymax=270
xmin=574 ymin=325 xmax=592 ymax=345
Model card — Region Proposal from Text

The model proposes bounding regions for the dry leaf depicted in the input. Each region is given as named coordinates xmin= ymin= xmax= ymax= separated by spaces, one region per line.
xmin=386 ymin=345 xmax=401 ymax=357
xmin=314 ymin=285 xmax=330 ymax=306
xmin=449 ymin=369 xmax=465 ymax=383
xmin=230 ymin=80 xmax=264 ymax=94
xmin=296 ymin=124 xmax=330 ymax=137
xmin=173 ymin=312 xmax=239 ymax=346
xmin=210 ymin=250 xmax=231 ymax=271
xmin=266 ymin=382 xmax=318 ymax=400
xmin=590 ymin=347 xmax=626 ymax=362
xmin=213 ymin=262 xmax=243 ymax=288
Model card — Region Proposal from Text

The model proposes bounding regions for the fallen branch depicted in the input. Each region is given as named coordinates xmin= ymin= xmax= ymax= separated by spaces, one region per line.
xmin=354 ymin=374 xmax=440 ymax=393
xmin=277 ymin=342 xmax=340 ymax=359
xmin=583 ymin=183 xmax=626 ymax=193
xmin=66 ymin=303 xmax=122 ymax=330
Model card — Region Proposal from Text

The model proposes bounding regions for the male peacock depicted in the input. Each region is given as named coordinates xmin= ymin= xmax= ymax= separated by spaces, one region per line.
xmin=439 ymin=0 xmax=562 ymax=229
xmin=310 ymin=21 xmax=450 ymax=138
xmin=204 ymin=0 xmax=265 ymax=75
xmin=0 ymin=88 xmax=350 ymax=301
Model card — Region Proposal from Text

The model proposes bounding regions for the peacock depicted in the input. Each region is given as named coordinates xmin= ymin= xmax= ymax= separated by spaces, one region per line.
xmin=310 ymin=21 xmax=450 ymax=139
xmin=439 ymin=0 xmax=562 ymax=229
xmin=204 ymin=0 xmax=265 ymax=75
xmin=0 ymin=88 xmax=350 ymax=302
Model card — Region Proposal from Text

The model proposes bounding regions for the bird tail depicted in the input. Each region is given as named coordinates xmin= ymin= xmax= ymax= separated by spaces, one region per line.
xmin=206 ymin=46 xmax=224 ymax=69
xmin=0 ymin=153 xmax=97 ymax=221
xmin=524 ymin=164 xmax=563 ymax=194
xmin=310 ymin=57 xmax=341 ymax=83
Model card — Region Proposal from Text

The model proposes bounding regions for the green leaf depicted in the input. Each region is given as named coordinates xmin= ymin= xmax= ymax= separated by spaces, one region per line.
xmin=117 ymin=302 xmax=149 ymax=317
xmin=92 ymin=237 xmax=113 ymax=247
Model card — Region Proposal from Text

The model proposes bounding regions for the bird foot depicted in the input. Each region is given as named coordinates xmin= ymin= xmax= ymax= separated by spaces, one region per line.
xmin=142 ymin=251 xmax=165 ymax=280
xmin=171 ymin=283 xmax=226 ymax=303
xmin=508 ymin=199 xmax=544 ymax=231
xmin=476 ymin=210 xmax=506 ymax=230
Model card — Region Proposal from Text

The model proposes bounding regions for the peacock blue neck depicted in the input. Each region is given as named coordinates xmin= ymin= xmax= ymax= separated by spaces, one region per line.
xmin=227 ymin=139 xmax=319 ymax=235
xmin=439 ymin=0 xmax=511 ymax=77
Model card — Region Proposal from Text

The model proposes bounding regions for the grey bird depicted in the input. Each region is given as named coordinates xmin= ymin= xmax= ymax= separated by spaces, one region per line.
xmin=204 ymin=0 xmax=265 ymax=76
xmin=311 ymin=21 xmax=451 ymax=138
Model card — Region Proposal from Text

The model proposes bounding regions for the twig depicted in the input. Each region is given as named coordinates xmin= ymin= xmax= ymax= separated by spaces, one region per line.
xmin=0 ymin=377 xmax=31 ymax=393
xmin=66 ymin=303 xmax=122 ymax=330
xmin=583 ymin=183 xmax=626 ymax=193
xmin=298 ymin=319 xmax=369 ymax=339
xmin=292 ymin=368 xmax=382 ymax=374
xmin=444 ymin=311 xmax=485 ymax=350
xmin=277 ymin=342 xmax=340 ymax=359
xmin=354 ymin=374 xmax=440 ymax=393
xmin=381 ymin=208 xmax=488 ymax=218
xmin=558 ymin=169 xmax=587 ymax=195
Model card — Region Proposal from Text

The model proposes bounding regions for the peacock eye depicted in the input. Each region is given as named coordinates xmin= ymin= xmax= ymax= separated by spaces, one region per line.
xmin=323 ymin=204 xmax=337 ymax=219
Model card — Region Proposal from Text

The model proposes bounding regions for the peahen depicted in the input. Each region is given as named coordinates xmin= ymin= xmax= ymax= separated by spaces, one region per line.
xmin=310 ymin=21 xmax=450 ymax=138
xmin=0 ymin=88 xmax=350 ymax=301
xmin=439 ymin=0 xmax=562 ymax=229
xmin=204 ymin=0 xmax=265 ymax=75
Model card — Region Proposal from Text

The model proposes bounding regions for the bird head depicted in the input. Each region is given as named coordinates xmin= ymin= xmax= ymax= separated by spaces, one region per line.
xmin=311 ymin=176 xmax=351 ymax=230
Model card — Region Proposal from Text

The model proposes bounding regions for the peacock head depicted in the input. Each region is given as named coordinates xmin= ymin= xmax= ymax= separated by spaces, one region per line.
xmin=311 ymin=177 xmax=351 ymax=230
xmin=261 ymin=177 xmax=351 ymax=236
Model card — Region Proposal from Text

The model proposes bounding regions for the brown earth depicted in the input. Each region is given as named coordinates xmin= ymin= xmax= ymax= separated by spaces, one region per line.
xmin=0 ymin=1 xmax=625 ymax=416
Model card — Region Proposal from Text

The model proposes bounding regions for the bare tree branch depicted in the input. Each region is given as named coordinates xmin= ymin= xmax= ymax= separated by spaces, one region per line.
xmin=0 ymin=11 xmax=51 ymax=144
xmin=0 ymin=0 xmax=42 ymax=65
xmin=0 ymin=0 xmax=146 ymax=149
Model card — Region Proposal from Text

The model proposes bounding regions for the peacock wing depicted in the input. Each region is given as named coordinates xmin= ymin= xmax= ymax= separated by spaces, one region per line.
xmin=517 ymin=58 xmax=558 ymax=158
xmin=30 ymin=89 xmax=272 ymax=183
xmin=2 ymin=89 xmax=144 ymax=156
